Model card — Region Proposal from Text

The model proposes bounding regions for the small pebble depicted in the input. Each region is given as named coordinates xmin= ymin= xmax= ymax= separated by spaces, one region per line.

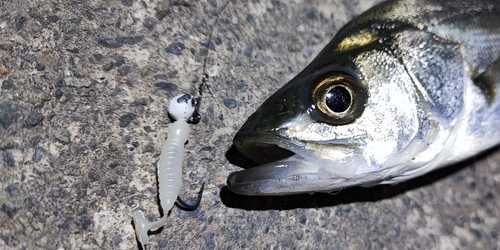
xmin=2 ymin=151 xmax=15 ymax=167
xmin=305 ymin=8 xmax=317 ymax=19
xmin=254 ymin=38 xmax=265 ymax=50
xmin=88 ymin=171 xmax=100 ymax=182
xmin=154 ymin=82 xmax=177 ymax=92
xmin=32 ymin=147 xmax=45 ymax=162
xmin=115 ymin=57 xmax=125 ymax=67
xmin=313 ymin=230 xmax=322 ymax=241
xmin=0 ymin=109 xmax=12 ymax=129
xmin=299 ymin=214 xmax=307 ymax=224
xmin=75 ymin=216 xmax=92 ymax=230
xmin=143 ymin=142 xmax=155 ymax=153
xmin=103 ymin=62 xmax=115 ymax=71
xmin=118 ymin=113 xmax=136 ymax=127
xmin=117 ymin=66 xmax=132 ymax=76
xmin=166 ymin=42 xmax=185 ymax=55
xmin=105 ymin=178 xmax=117 ymax=186
xmin=108 ymin=142 xmax=118 ymax=152
xmin=31 ymin=222 xmax=41 ymax=230
xmin=54 ymin=89 xmax=63 ymax=99
xmin=223 ymin=98 xmax=237 ymax=109
xmin=154 ymin=74 xmax=168 ymax=80
xmin=143 ymin=126 xmax=154 ymax=133
xmin=204 ymin=232 xmax=215 ymax=249
xmin=143 ymin=17 xmax=158 ymax=30
xmin=23 ymin=112 xmax=44 ymax=127
xmin=247 ymin=14 xmax=256 ymax=25
xmin=130 ymin=98 xmax=147 ymax=107
xmin=15 ymin=15 xmax=26 ymax=30
xmin=47 ymin=15 xmax=59 ymax=23
xmin=35 ymin=62 xmax=45 ymax=71
xmin=66 ymin=45 xmax=79 ymax=53
xmin=243 ymin=46 xmax=253 ymax=57
xmin=93 ymin=53 xmax=103 ymax=61
xmin=112 ymin=235 xmax=123 ymax=246
xmin=278 ymin=233 xmax=292 ymax=246
xmin=1 ymin=80 xmax=14 ymax=90
xmin=54 ymin=128 xmax=71 ymax=144
xmin=5 ymin=184 xmax=20 ymax=197
xmin=155 ymin=2 xmax=170 ymax=20
xmin=109 ymin=161 xmax=119 ymax=169
xmin=65 ymin=76 xmax=91 ymax=88
xmin=97 ymin=36 xmax=143 ymax=48
xmin=1 ymin=202 xmax=22 ymax=218
xmin=121 ymin=0 xmax=133 ymax=7
xmin=0 ymin=44 xmax=13 ymax=51
xmin=55 ymin=78 xmax=64 ymax=87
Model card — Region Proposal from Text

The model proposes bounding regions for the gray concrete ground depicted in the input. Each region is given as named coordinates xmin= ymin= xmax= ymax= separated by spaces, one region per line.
xmin=1 ymin=0 xmax=500 ymax=249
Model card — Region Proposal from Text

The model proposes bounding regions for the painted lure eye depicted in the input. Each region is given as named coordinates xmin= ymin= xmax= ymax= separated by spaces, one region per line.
xmin=312 ymin=72 xmax=366 ymax=125
xmin=168 ymin=93 xmax=195 ymax=121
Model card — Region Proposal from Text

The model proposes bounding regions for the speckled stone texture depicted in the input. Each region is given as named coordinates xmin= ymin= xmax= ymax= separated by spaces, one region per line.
xmin=1 ymin=0 xmax=499 ymax=249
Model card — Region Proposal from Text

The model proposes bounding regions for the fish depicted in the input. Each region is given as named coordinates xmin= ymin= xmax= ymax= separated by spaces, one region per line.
xmin=226 ymin=0 xmax=500 ymax=196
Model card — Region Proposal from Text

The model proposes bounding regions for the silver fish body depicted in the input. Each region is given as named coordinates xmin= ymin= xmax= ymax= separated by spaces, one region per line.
xmin=227 ymin=0 xmax=500 ymax=195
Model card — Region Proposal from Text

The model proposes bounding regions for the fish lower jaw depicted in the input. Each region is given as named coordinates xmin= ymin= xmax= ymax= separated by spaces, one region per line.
xmin=226 ymin=154 xmax=352 ymax=196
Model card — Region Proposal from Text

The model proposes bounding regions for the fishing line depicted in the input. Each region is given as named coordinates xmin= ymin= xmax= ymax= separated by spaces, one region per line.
xmin=191 ymin=0 xmax=232 ymax=124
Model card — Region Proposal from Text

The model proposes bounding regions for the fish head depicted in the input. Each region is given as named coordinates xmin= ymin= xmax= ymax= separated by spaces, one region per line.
xmin=228 ymin=24 xmax=461 ymax=195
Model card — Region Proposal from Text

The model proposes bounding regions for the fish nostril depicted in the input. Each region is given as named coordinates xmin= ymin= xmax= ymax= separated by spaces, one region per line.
xmin=275 ymin=102 xmax=285 ymax=112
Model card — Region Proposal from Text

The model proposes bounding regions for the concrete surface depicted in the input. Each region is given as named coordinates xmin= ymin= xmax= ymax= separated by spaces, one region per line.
xmin=1 ymin=0 xmax=499 ymax=249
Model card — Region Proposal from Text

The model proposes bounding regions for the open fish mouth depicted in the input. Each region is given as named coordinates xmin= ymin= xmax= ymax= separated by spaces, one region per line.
xmin=227 ymin=132 xmax=353 ymax=196
xmin=227 ymin=132 xmax=301 ymax=195
xmin=233 ymin=139 xmax=295 ymax=166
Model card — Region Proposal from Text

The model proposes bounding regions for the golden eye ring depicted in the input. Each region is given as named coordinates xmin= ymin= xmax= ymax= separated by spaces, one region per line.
xmin=312 ymin=72 xmax=366 ymax=124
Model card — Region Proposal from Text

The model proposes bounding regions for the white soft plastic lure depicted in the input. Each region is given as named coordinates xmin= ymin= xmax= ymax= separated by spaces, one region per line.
xmin=132 ymin=93 xmax=203 ymax=249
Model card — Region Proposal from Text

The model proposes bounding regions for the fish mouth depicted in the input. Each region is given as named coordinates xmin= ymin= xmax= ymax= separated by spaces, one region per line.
xmin=233 ymin=138 xmax=296 ymax=166
xmin=227 ymin=132 xmax=353 ymax=196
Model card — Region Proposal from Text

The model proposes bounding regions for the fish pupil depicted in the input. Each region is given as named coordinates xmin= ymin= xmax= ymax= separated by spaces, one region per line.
xmin=326 ymin=86 xmax=351 ymax=113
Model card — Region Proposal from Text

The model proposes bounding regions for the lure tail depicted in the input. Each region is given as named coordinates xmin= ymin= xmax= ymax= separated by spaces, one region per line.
xmin=132 ymin=210 xmax=169 ymax=249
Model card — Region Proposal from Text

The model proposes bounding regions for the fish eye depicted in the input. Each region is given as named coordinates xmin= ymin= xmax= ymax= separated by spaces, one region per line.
xmin=325 ymin=86 xmax=351 ymax=112
xmin=312 ymin=72 xmax=366 ymax=124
